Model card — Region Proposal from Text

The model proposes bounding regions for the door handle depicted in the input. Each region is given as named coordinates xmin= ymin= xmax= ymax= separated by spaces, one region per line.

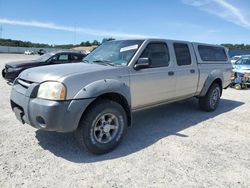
xmin=168 ymin=71 xmax=174 ymax=76
xmin=190 ymin=69 xmax=195 ymax=74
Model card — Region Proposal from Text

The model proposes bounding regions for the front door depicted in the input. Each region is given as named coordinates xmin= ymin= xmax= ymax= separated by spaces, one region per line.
xmin=130 ymin=42 xmax=176 ymax=109
xmin=52 ymin=53 xmax=71 ymax=64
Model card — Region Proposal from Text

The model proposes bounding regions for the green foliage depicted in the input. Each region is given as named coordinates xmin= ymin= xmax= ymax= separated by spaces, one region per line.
xmin=80 ymin=40 xmax=101 ymax=46
xmin=54 ymin=44 xmax=77 ymax=49
xmin=0 ymin=38 xmax=52 ymax=48
xmin=0 ymin=38 xmax=103 ymax=48
xmin=92 ymin=40 xmax=100 ymax=45
xmin=222 ymin=44 xmax=250 ymax=51
xmin=2 ymin=38 xmax=250 ymax=51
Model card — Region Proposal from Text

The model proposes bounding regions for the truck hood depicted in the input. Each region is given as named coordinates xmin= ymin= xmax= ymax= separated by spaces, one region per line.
xmin=19 ymin=63 xmax=119 ymax=83
xmin=233 ymin=65 xmax=250 ymax=73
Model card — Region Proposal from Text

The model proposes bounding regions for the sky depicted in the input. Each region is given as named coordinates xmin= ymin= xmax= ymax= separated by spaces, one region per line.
xmin=0 ymin=0 xmax=249 ymax=45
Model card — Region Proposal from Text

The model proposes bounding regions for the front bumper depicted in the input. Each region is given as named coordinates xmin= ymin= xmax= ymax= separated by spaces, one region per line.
xmin=10 ymin=81 xmax=94 ymax=132
xmin=2 ymin=68 xmax=20 ymax=82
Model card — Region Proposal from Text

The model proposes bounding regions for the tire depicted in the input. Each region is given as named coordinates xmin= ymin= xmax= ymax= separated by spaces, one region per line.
xmin=241 ymin=84 xmax=247 ymax=89
xmin=2 ymin=68 xmax=6 ymax=78
xmin=235 ymin=84 xmax=242 ymax=90
xmin=75 ymin=99 xmax=128 ymax=154
xmin=199 ymin=83 xmax=221 ymax=112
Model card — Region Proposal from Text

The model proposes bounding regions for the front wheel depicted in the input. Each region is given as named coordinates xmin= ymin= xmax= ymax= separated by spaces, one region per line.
xmin=199 ymin=83 xmax=221 ymax=112
xmin=75 ymin=99 xmax=127 ymax=154
xmin=2 ymin=68 xmax=6 ymax=78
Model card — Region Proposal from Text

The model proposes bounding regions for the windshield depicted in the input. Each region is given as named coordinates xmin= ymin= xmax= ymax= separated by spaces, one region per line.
xmin=235 ymin=56 xmax=250 ymax=65
xmin=36 ymin=53 xmax=54 ymax=62
xmin=83 ymin=40 xmax=144 ymax=66
xmin=232 ymin=56 xmax=240 ymax=61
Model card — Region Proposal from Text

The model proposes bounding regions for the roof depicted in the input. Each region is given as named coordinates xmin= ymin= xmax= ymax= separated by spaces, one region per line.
xmin=49 ymin=50 xmax=84 ymax=54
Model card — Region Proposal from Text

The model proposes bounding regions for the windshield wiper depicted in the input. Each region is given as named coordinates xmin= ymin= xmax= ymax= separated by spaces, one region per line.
xmin=92 ymin=60 xmax=115 ymax=66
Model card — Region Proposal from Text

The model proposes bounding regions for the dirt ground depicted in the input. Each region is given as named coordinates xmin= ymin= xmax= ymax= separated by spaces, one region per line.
xmin=0 ymin=54 xmax=249 ymax=188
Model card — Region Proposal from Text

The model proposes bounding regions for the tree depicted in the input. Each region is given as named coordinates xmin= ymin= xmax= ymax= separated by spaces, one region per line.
xmin=84 ymin=41 xmax=91 ymax=46
xmin=0 ymin=38 xmax=52 ymax=48
xmin=92 ymin=40 xmax=100 ymax=46
xmin=80 ymin=41 xmax=86 ymax=46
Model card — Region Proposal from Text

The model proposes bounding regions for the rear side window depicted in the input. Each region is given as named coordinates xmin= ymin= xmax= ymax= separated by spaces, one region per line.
xmin=198 ymin=45 xmax=228 ymax=61
xmin=174 ymin=43 xmax=191 ymax=66
xmin=140 ymin=43 xmax=170 ymax=68
xmin=71 ymin=54 xmax=83 ymax=61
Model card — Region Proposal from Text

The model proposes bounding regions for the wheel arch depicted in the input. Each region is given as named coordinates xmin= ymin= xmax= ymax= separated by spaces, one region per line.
xmin=200 ymin=73 xmax=223 ymax=97
xmin=79 ymin=92 xmax=132 ymax=128
xmin=212 ymin=78 xmax=223 ymax=96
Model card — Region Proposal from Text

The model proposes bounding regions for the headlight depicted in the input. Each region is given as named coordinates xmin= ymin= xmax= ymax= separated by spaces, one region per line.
xmin=37 ymin=82 xmax=66 ymax=100
xmin=7 ymin=67 xmax=22 ymax=72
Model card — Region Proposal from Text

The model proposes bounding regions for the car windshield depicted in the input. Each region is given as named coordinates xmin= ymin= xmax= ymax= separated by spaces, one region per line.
xmin=235 ymin=56 xmax=250 ymax=65
xmin=83 ymin=40 xmax=144 ymax=66
xmin=36 ymin=53 xmax=54 ymax=62
xmin=232 ymin=56 xmax=240 ymax=61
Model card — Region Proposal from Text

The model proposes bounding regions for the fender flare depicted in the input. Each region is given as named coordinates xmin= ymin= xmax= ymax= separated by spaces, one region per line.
xmin=72 ymin=79 xmax=132 ymax=126
xmin=73 ymin=79 xmax=131 ymax=105
xmin=200 ymin=71 xmax=223 ymax=96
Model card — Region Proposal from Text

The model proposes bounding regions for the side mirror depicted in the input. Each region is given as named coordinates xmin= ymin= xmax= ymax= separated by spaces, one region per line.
xmin=134 ymin=58 xmax=151 ymax=70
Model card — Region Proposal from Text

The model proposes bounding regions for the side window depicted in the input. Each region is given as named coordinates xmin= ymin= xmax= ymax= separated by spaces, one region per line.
xmin=140 ymin=43 xmax=170 ymax=68
xmin=50 ymin=55 xmax=58 ymax=61
xmin=58 ymin=54 xmax=69 ymax=61
xmin=174 ymin=43 xmax=191 ymax=66
xmin=198 ymin=45 xmax=228 ymax=61
xmin=71 ymin=54 xmax=83 ymax=61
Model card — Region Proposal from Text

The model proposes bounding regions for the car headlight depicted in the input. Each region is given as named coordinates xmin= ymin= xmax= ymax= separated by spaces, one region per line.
xmin=37 ymin=81 xmax=66 ymax=100
xmin=7 ymin=67 xmax=22 ymax=72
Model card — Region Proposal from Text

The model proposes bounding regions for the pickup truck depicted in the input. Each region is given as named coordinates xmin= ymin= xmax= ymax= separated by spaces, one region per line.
xmin=10 ymin=39 xmax=232 ymax=154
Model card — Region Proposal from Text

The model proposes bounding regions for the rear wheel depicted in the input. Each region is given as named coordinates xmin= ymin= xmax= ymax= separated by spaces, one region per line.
xmin=199 ymin=83 xmax=221 ymax=112
xmin=75 ymin=99 xmax=127 ymax=154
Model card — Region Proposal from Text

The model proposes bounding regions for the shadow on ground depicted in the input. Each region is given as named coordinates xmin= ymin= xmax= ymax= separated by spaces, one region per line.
xmin=36 ymin=98 xmax=244 ymax=163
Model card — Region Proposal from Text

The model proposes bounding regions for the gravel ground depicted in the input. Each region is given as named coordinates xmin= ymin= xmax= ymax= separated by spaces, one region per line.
xmin=0 ymin=54 xmax=250 ymax=188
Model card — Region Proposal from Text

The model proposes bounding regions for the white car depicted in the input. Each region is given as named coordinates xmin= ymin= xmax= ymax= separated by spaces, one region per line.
xmin=231 ymin=55 xmax=242 ymax=64
xmin=24 ymin=50 xmax=34 ymax=55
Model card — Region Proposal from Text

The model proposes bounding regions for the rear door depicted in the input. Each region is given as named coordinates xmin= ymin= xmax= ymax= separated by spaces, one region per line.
xmin=172 ymin=42 xmax=199 ymax=98
xmin=70 ymin=53 xmax=84 ymax=62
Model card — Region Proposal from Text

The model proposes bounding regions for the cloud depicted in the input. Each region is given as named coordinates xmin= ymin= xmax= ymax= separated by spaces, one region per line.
xmin=182 ymin=0 xmax=250 ymax=30
xmin=0 ymin=18 xmax=152 ymax=38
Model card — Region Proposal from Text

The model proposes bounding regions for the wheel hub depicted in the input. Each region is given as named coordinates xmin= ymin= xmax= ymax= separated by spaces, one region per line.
xmin=93 ymin=113 xmax=119 ymax=144
xmin=210 ymin=87 xmax=220 ymax=108
xmin=103 ymin=124 xmax=111 ymax=133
